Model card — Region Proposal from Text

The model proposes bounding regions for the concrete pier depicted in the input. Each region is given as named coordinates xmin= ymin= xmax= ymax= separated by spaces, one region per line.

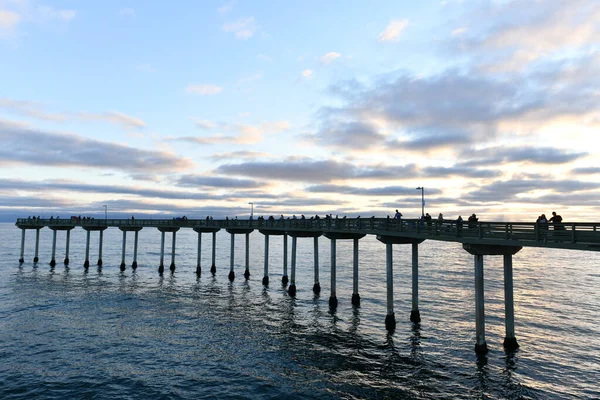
xmin=64 ymin=229 xmax=71 ymax=265
xmin=159 ymin=231 xmax=165 ymax=273
xmin=132 ymin=230 xmax=139 ymax=269
xmin=244 ymin=232 xmax=250 ymax=279
xmin=263 ymin=234 xmax=269 ymax=285
xmin=196 ymin=231 xmax=202 ymax=275
xmin=313 ymin=236 xmax=320 ymax=294
xmin=194 ymin=227 xmax=221 ymax=275
xmin=170 ymin=231 xmax=177 ymax=272
xmin=282 ymin=234 xmax=288 ymax=285
xmin=50 ymin=229 xmax=57 ymax=267
xmin=463 ymin=243 xmax=522 ymax=354
xmin=84 ymin=230 xmax=90 ymax=268
xmin=211 ymin=231 xmax=217 ymax=274
xmin=385 ymin=242 xmax=395 ymax=330
xmin=352 ymin=238 xmax=360 ymax=306
xmin=98 ymin=229 xmax=104 ymax=266
xmin=120 ymin=230 xmax=127 ymax=270
xmin=229 ymin=233 xmax=235 ymax=281
xmin=329 ymin=238 xmax=337 ymax=309
xmin=289 ymin=236 xmax=297 ymax=296
xmin=410 ymin=242 xmax=421 ymax=323
xmin=19 ymin=229 xmax=25 ymax=263
xmin=34 ymin=229 xmax=40 ymax=263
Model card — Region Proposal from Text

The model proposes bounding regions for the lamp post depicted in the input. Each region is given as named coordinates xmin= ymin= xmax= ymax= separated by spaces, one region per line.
xmin=248 ymin=202 xmax=254 ymax=218
xmin=103 ymin=205 xmax=107 ymax=221
xmin=415 ymin=187 xmax=424 ymax=218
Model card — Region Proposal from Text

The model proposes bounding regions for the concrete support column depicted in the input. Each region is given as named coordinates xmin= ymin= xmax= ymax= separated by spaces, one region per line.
xmin=474 ymin=254 xmax=488 ymax=354
xmin=210 ymin=231 xmax=217 ymax=274
xmin=158 ymin=231 xmax=165 ymax=273
xmin=64 ymin=229 xmax=71 ymax=265
xmin=351 ymin=238 xmax=360 ymax=306
xmin=120 ymin=230 xmax=127 ymax=271
xmin=97 ymin=230 xmax=104 ymax=266
xmin=19 ymin=229 xmax=25 ymax=263
xmin=34 ymin=229 xmax=40 ymax=263
xmin=289 ymin=236 xmax=297 ymax=296
xmin=410 ymin=242 xmax=421 ymax=323
xmin=262 ymin=235 xmax=269 ymax=285
xmin=329 ymin=239 xmax=338 ymax=308
xmin=50 ymin=230 xmax=57 ymax=267
xmin=132 ymin=230 xmax=139 ymax=270
xmin=244 ymin=232 xmax=250 ymax=279
xmin=84 ymin=230 xmax=90 ymax=268
xmin=228 ymin=233 xmax=235 ymax=281
xmin=282 ymin=234 xmax=289 ymax=285
xmin=196 ymin=232 xmax=202 ymax=275
xmin=170 ymin=232 xmax=176 ymax=272
xmin=313 ymin=236 xmax=320 ymax=294
xmin=385 ymin=243 xmax=396 ymax=331
xmin=503 ymin=254 xmax=519 ymax=350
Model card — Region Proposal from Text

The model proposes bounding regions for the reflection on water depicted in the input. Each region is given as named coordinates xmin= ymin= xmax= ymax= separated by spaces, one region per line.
xmin=0 ymin=224 xmax=599 ymax=399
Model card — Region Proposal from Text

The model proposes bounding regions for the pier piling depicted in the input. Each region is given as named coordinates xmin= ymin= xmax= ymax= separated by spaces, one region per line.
xmin=351 ymin=238 xmax=360 ymax=306
xmin=19 ymin=229 xmax=25 ymax=263
xmin=84 ymin=230 xmax=90 ymax=268
xmin=244 ymin=232 xmax=250 ymax=279
xmin=385 ymin=243 xmax=396 ymax=331
xmin=170 ymin=231 xmax=176 ymax=272
xmin=410 ymin=242 xmax=421 ymax=323
xmin=313 ymin=236 xmax=320 ymax=294
xmin=229 ymin=233 xmax=235 ymax=281
xmin=50 ymin=229 xmax=57 ymax=267
xmin=132 ymin=230 xmax=139 ymax=269
xmin=64 ymin=229 xmax=71 ymax=265
xmin=282 ymin=234 xmax=288 ymax=285
xmin=289 ymin=236 xmax=297 ymax=296
xmin=196 ymin=232 xmax=202 ymax=275
xmin=34 ymin=228 xmax=40 ymax=263
xmin=97 ymin=230 xmax=103 ymax=267
xmin=503 ymin=254 xmax=519 ymax=350
xmin=329 ymin=239 xmax=338 ymax=309
xmin=211 ymin=231 xmax=217 ymax=275
xmin=263 ymin=234 xmax=269 ymax=285
xmin=120 ymin=230 xmax=127 ymax=271
xmin=474 ymin=254 xmax=487 ymax=354
xmin=159 ymin=230 xmax=165 ymax=273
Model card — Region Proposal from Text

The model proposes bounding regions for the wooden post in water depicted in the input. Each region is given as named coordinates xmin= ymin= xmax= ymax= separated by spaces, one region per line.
xmin=159 ymin=231 xmax=165 ymax=273
xmin=262 ymin=234 xmax=269 ymax=285
xmin=19 ymin=229 xmax=25 ymax=263
xmin=64 ymin=229 xmax=71 ymax=265
xmin=282 ymin=234 xmax=288 ymax=285
xmin=50 ymin=229 xmax=57 ymax=267
xmin=34 ymin=228 xmax=40 ymax=263
xmin=313 ymin=236 xmax=320 ymax=294
xmin=211 ymin=231 xmax=217 ymax=274
xmin=120 ymin=230 xmax=127 ymax=271
xmin=132 ymin=230 xmax=139 ymax=270
xmin=385 ymin=242 xmax=396 ymax=330
xmin=170 ymin=231 xmax=177 ymax=272
xmin=229 ymin=233 xmax=235 ymax=281
xmin=410 ymin=242 xmax=421 ymax=323
xmin=244 ymin=232 xmax=250 ymax=279
xmin=329 ymin=239 xmax=338 ymax=308
xmin=351 ymin=238 xmax=360 ymax=306
xmin=97 ymin=230 xmax=104 ymax=267
xmin=289 ymin=236 xmax=297 ymax=296
xmin=196 ymin=232 xmax=202 ymax=275
xmin=84 ymin=230 xmax=90 ymax=268
xmin=474 ymin=254 xmax=487 ymax=354
xmin=503 ymin=254 xmax=519 ymax=350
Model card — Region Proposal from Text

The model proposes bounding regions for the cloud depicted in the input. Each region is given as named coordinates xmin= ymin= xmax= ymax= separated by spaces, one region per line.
xmin=0 ymin=119 xmax=191 ymax=173
xmin=459 ymin=146 xmax=587 ymax=167
xmin=80 ymin=111 xmax=146 ymax=129
xmin=301 ymin=69 xmax=313 ymax=78
xmin=176 ymin=175 xmax=262 ymax=189
xmin=308 ymin=120 xmax=387 ymax=150
xmin=172 ymin=120 xmax=290 ymax=145
xmin=193 ymin=119 xmax=216 ymax=130
xmin=306 ymin=184 xmax=441 ymax=197
xmin=209 ymin=151 xmax=270 ymax=160
xmin=1 ymin=2 xmax=75 ymax=37
xmin=378 ymin=19 xmax=408 ymax=42
xmin=571 ymin=167 xmax=600 ymax=175
xmin=320 ymin=52 xmax=341 ymax=64
xmin=185 ymin=84 xmax=224 ymax=95
xmin=215 ymin=158 xmax=410 ymax=183
xmin=217 ymin=1 xmax=235 ymax=14
xmin=0 ymin=9 xmax=20 ymax=35
xmin=222 ymin=17 xmax=256 ymax=39
xmin=35 ymin=6 xmax=76 ymax=22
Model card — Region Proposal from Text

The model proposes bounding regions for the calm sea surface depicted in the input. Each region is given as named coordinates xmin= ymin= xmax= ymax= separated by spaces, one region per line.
xmin=0 ymin=222 xmax=599 ymax=399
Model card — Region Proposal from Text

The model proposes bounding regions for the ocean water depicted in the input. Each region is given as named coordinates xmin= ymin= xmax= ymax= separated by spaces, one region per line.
xmin=0 ymin=222 xmax=599 ymax=399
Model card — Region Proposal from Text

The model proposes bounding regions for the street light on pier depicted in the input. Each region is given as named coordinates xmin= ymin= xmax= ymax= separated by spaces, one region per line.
xmin=103 ymin=205 xmax=107 ymax=221
xmin=248 ymin=202 xmax=254 ymax=218
xmin=415 ymin=187 xmax=425 ymax=218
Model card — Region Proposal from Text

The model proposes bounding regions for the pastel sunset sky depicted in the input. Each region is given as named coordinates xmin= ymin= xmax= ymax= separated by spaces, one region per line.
xmin=1 ymin=0 xmax=599 ymax=221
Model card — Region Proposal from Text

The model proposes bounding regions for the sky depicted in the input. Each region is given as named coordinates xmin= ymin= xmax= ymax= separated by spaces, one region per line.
xmin=1 ymin=0 xmax=599 ymax=222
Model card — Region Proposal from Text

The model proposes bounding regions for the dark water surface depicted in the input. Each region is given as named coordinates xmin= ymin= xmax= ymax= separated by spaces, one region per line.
xmin=1 ymin=223 xmax=599 ymax=399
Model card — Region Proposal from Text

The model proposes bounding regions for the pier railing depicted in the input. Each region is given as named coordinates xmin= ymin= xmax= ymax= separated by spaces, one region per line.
xmin=15 ymin=217 xmax=600 ymax=251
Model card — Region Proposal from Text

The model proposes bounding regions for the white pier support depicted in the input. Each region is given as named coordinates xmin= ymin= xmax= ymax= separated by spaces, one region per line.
xmin=19 ymin=229 xmax=25 ymax=263
xmin=97 ymin=230 xmax=104 ymax=266
xmin=410 ymin=242 xmax=421 ymax=322
xmin=170 ymin=231 xmax=177 ymax=272
xmin=244 ymin=232 xmax=250 ymax=279
xmin=474 ymin=254 xmax=487 ymax=354
xmin=120 ymin=230 xmax=127 ymax=270
xmin=64 ymin=229 xmax=71 ymax=265
xmin=503 ymin=254 xmax=519 ymax=350
xmin=159 ymin=231 xmax=165 ymax=273
xmin=132 ymin=230 xmax=139 ymax=269
xmin=211 ymin=231 xmax=217 ymax=274
xmin=351 ymin=238 xmax=360 ymax=306
xmin=196 ymin=232 xmax=202 ymax=275
xmin=84 ymin=230 xmax=90 ymax=268
xmin=385 ymin=243 xmax=396 ymax=330
xmin=313 ymin=236 xmax=320 ymax=293
xmin=229 ymin=233 xmax=235 ymax=281
xmin=282 ymin=234 xmax=288 ymax=285
xmin=329 ymin=239 xmax=338 ymax=308
xmin=50 ymin=230 xmax=57 ymax=267
xmin=289 ymin=236 xmax=297 ymax=296
xmin=262 ymin=235 xmax=269 ymax=285
xmin=34 ymin=229 xmax=40 ymax=263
